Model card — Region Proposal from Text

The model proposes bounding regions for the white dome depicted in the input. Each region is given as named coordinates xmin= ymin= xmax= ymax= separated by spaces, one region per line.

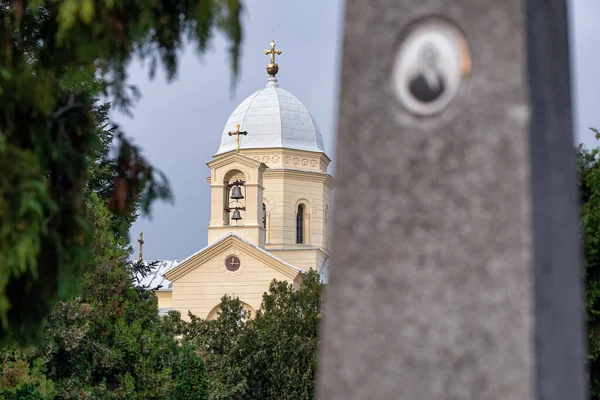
xmin=216 ymin=77 xmax=325 ymax=155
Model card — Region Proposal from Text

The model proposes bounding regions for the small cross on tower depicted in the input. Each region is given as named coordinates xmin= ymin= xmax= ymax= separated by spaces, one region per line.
xmin=137 ymin=231 xmax=144 ymax=262
xmin=228 ymin=123 xmax=248 ymax=153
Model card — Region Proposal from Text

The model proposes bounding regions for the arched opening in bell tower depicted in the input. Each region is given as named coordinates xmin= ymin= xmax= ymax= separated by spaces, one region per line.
xmin=223 ymin=169 xmax=246 ymax=225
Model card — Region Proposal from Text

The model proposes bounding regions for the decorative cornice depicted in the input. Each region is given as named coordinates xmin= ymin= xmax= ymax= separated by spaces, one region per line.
xmin=283 ymin=149 xmax=332 ymax=165
xmin=267 ymin=246 xmax=330 ymax=258
xmin=264 ymin=168 xmax=335 ymax=188
xmin=237 ymin=147 xmax=332 ymax=163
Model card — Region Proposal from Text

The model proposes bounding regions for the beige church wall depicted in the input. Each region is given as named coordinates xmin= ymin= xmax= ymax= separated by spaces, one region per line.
xmin=170 ymin=246 xmax=296 ymax=320
xmin=281 ymin=177 xmax=331 ymax=249
xmin=293 ymin=274 xmax=304 ymax=290
xmin=156 ymin=291 xmax=172 ymax=309
xmin=268 ymin=248 xmax=329 ymax=272
xmin=261 ymin=173 xmax=333 ymax=250
xmin=239 ymin=147 xmax=333 ymax=251
xmin=261 ymin=176 xmax=286 ymax=247
xmin=262 ymin=179 xmax=282 ymax=245
xmin=207 ymin=225 xmax=266 ymax=248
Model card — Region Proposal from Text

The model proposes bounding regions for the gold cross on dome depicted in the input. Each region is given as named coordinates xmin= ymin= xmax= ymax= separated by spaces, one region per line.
xmin=264 ymin=40 xmax=282 ymax=64
xmin=228 ymin=123 xmax=248 ymax=153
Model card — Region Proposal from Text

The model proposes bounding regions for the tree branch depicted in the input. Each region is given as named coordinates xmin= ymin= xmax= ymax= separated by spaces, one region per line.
xmin=53 ymin=95 xmax=83 ymax=118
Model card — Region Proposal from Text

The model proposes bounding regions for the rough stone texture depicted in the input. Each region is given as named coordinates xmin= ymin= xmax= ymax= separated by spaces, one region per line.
xmin=316 ymin=0 xmax=585 ymax=399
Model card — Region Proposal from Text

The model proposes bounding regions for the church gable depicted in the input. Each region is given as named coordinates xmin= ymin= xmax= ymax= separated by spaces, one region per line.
xmin=163 ymin=233 xmax=303 ymax=319
xmin=164 ymin=233 xmax=302 ymax=283
xmin=207 ymin=151 xmax=267 ymax=183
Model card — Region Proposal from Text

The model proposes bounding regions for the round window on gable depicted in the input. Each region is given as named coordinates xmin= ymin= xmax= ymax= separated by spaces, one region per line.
xmin=225 ymin=255 xmax=241 ymax=272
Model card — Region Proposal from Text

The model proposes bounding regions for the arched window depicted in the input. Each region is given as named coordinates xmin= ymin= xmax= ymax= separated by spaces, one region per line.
xmin=207 ymin=302 xmax=255 ymax=321
xmin=296 ymin=204 xmax=304 ymax=244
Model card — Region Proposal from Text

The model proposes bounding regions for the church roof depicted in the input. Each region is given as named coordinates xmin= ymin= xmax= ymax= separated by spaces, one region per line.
xmin=216 ymin=77 xmax=325 ymax=155
xmin=137 ymin=260 xmax=182 ymax=291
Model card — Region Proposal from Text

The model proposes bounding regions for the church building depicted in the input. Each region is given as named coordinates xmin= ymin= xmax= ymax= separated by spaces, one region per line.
xmin=140 ymin=42 xmax=334 ymax=319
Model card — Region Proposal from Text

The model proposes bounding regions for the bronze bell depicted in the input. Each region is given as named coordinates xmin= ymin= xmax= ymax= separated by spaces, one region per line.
xmin=231 ymin=209 xmax=242 ymax=220
xmin=230 ymin=186 xmax=244 ymax=200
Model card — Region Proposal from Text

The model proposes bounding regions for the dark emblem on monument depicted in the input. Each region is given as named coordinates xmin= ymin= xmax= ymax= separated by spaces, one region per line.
xmin=408 ymin=44 xmax=445 ymax=103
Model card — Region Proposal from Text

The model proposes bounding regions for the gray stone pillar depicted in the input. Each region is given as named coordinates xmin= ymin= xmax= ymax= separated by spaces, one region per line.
xmin=317 ymin=0 xmax=585 ymax=399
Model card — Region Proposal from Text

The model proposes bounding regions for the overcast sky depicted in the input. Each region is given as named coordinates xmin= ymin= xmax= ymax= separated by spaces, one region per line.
xmin=112 ymin=0 xmax=600 ymax=261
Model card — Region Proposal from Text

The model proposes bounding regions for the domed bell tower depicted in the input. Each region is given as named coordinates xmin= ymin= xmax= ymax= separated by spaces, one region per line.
xmin=208 ymin=41 xmax=334 ymax=269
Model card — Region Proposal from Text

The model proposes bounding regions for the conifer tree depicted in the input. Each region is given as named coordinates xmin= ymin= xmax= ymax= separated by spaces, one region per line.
xmin=0 ymin=0 xmax=243 ymax=344
xmin=171 ymin=344 xmax=210 ymax=400
xmin=185 ymin=270 xmax=323 ymax=400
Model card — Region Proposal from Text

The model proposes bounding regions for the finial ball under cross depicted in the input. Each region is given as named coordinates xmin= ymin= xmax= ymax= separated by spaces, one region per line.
xmin=264 ymin=40 xmax=282 ymax=77
xmin=228 ymin=123 xmax=248 ymax=153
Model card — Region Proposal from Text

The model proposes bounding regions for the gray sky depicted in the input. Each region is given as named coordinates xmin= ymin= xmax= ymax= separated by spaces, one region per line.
xmin=113 ymin=0 xmax=600 ymax=260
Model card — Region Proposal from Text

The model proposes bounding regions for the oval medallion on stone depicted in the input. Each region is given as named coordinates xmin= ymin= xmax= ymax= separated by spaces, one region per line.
xmin=392 ymin=18 xmax=471 ymax=117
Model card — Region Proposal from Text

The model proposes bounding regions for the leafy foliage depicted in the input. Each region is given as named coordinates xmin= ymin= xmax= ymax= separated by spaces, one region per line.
xmin=86 ymin=101 xmax=138 ymax=237
xmin=37 ymin=195 xmax=179 ymax=399
xmin=0 ymin=348 xmax=56 ymax=399
xmin=0 ymin=268 xmax=322 ymax=399
xmin=0 ymin=0 xmax=243 ymax=345
xmin=2 ymin=383 xmax=45 ymax=400
xmin=171 ymin=344 xmax=210 ymax=400
xmin=185 ymin=270 xmax=323 ymax=400
xmin=577 ymin=129 xmax=600 ymax=397
xmin=1 ymin=194 xmax=211 ymax=399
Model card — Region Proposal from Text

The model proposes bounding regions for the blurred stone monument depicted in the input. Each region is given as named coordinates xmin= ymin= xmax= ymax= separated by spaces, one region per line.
xmin=317 ymin=0 xmax=586 ymax=399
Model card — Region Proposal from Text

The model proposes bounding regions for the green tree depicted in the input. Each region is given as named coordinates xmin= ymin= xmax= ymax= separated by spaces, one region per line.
xmin=183 ymin=296 xmax=248 ymax=398
xmin=86 ymin=101 xmax=138 ymax=237
xmin=2 ymin=383 xmax=45 ymax=400
xmin=0 ymin=0 xmax=243 ymax=345
xmin=186 ymin=270 xmax=323 ymax=400
xmin=0 ymin=194 xmax=210 ymax=399
xmin=0 ymin=347 xmax=56 ymax=399
xmin=171 ymin=344 xmax=210 ymax=400
xmin=577 ymin=129 xmax=600 ymax=398
xmin=35 ymin=194 xmax=184 ymax=399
